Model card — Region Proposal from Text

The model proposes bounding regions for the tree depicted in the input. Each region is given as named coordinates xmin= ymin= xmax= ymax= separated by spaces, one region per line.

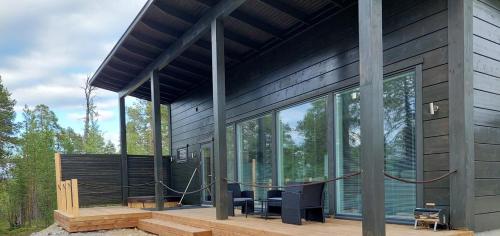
xmin=103 ymin=140 xmax=116 ymax=154
xmin=58 ymin=127 xmax=83 ymax=154
xmin=0 ymin=76 xmax=17 ymax=162
xmin=126 ymin=99 xmax=170 ymax=155
xmin=8 ymin=105 xmax=60 ymax=226
xmin=82 ymin=76 xmax=96 ymax=141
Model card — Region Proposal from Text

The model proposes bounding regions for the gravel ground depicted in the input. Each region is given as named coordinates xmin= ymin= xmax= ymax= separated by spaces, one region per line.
xmin=32 ymin=224 xmax=155 ymax=236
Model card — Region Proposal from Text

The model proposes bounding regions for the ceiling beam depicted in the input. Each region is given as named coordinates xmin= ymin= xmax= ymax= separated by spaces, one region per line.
xmin=258 ymin=0 xmax=310 ymax=25
xmin=90 ymin=0 xmax=154 ymax=86
xmin=119 ymin=0 xmax=246 ymax=98
xmin=141 ymin=19 xmax=240 ymax=62
xmin=194 ymin=0 xmax=283 ymax=38
xmin=155 ymin=0 xmax=260 ymax=51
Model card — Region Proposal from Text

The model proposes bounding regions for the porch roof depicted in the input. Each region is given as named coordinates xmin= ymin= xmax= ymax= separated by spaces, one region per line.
xmin=89 ymin=0 xmax=355 ymax=104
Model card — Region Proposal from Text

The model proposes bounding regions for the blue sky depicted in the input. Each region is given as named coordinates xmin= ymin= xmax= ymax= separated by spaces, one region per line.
xmin=0 ymin=0 xmax=147 ymax=145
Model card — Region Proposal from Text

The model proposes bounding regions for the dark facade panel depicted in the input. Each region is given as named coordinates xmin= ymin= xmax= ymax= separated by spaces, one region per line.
xmin=473 ymin=0 xmax=500 ymax=232
xmin=170 ymin=0 xmax=451 ymax=210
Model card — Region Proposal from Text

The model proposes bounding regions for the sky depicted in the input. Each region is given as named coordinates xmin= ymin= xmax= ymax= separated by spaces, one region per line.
xmin=0 ymin=0 xmax=147 ymax=146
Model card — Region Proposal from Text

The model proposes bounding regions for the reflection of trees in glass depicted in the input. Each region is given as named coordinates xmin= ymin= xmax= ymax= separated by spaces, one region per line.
xmin=237 ymin=114 xmax=272 ymax=200
xmin=226 ymin=125 xmax=236 ymax=181
xmin=278 ymin=98 xmax=327 ymax=184
xmin=336 ymin=71 xmax=417 ymax=219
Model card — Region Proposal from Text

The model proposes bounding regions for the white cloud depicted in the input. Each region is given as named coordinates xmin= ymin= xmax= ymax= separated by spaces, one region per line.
xmin=0 ymin=0 xmax=146 ymax=142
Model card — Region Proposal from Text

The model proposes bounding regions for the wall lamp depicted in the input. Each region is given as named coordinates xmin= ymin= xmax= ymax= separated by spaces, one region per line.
xmin=429 ymin=102 xmax=439 ymax=115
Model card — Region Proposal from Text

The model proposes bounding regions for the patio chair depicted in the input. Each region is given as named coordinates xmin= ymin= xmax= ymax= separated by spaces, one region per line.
xmin=266 ymin=189 xmax=282 ymax=217
xmin=227 ymin=183 xmax=254 ymax=216
xmin=281 ymin=182 xmax=325 ymax=225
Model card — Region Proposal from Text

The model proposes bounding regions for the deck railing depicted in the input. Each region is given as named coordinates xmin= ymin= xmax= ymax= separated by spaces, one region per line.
xmin=55 ymin=153 xmax=80 ymax=216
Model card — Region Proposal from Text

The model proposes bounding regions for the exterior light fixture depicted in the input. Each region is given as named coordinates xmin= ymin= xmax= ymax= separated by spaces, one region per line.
xmin=351 ymin=92 xmax=358 ymax=100
xmin=429 ymin=102 xmax=439 ymax=115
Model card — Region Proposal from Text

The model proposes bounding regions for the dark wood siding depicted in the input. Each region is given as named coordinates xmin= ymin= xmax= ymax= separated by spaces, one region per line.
xmin=170 ymin=0 xmax=451 ymax=208
xmin=473 ymin=0 xmax=500 ymax=232
xmin=60 ymin=154 xmax=170 ymax=206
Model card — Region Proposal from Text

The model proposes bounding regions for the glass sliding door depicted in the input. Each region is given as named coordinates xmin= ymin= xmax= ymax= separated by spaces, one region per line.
xmin=383 ymin=71 xmax=417 ymax=219
xmin=277 ymin=97 xmax=328 ymax=185
xmin=227 ymin=125 xmax=236 ymax=181
xmin=335 ymin=70 xmax=417 ymax=220
xmin=237 ymin=114 xmax=273 ymax=200
xmin=334 ymin=88 xmax=362 ymax=216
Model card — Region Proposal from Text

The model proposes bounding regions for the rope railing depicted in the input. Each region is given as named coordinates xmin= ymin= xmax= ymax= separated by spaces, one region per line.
xmin=72 ymin=169 xmax=458 ymax=196
xmin=158 ymin=181 xmax=215 ymax=195
xmin=383 ymin=169 xmax=457 ymax=184
xmin=224 ymin=171 xmax=362 ymax=189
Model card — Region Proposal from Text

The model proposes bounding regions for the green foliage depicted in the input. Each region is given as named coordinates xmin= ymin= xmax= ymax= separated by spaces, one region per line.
xmin=126 ymin=99 xmax=170 ymax=155
xmin=58 ymin=127 xmax=84 ymax=154
xmin=83 ymin=120 xmax=106 ymax=153
xmin=0 ymin=77 xmax=17 ymax=162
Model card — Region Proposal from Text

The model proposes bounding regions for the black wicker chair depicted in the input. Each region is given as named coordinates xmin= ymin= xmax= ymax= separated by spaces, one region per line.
xmin=281 ymin=182 xmax=325 ymax=225
xmin=227 ymin=183 xmax=254 ymax=216
xmin=266 ymin=189 xmax=283 ymax=217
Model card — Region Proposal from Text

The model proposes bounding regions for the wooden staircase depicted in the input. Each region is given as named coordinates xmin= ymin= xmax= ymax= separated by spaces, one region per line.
xmin=138 ymin=215 xmax=212 ymax=236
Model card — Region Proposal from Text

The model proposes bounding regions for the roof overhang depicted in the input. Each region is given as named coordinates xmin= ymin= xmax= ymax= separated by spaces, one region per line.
xmin=90 ymin=0 xmax=356 ymax=104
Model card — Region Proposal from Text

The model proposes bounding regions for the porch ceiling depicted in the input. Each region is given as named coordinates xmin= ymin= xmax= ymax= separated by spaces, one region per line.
xmin=90 ymin=0 xmax=356 ymax=104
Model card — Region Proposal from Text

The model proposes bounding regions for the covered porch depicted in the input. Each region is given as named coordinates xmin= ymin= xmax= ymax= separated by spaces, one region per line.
xmin=78 ymin=0 xmax=477 ymax=235
xmin=54 ymin=206 xmax=473 ymax=236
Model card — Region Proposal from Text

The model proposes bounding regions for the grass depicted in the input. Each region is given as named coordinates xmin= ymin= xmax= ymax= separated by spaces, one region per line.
xmin=0 ymin=220 xmax=46 ymax=236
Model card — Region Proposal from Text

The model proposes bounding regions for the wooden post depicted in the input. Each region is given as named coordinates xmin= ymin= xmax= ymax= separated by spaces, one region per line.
xmin=65 ymin=180 xmax=72 ymax=214
xmin=151 ymin=70 xmax=164 ymax=211
xmin=212 ymin=18 xmax=228 ymax=220
xmin=61 ymin=181 xmax=67 ymax=212
xmin=359 ymin=0 xmax=385 ymax=235
xmin=119 ymin=96 xmax=129 ymax=206
xmin=55 ymin=153 xmax=62 ymax=210
xmin=448 ymin=0 xmax=474 ymax=230
xmin=71 ymin=179 xmax=80 ymax=216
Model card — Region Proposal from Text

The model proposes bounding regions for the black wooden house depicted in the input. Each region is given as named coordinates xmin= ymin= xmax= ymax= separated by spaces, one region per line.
xmin=87 ymin=0 xmax=500 ymax=234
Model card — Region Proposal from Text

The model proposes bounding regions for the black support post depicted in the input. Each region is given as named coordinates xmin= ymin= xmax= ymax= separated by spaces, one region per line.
xmin=119 ymin=96 xmax=128 ymax=206
xmin=151 ymin=70 xmax=164 ymax=211
xmin=358 ymin=0 xmax=385 ymax=235
xmin=212 ymin=18 xmax=228 ymax=220
xmin=448 ymin=0 xmax=474 ymax=230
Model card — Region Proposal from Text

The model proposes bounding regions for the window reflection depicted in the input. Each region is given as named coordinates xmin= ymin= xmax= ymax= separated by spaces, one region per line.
xmin=277 ymin=98 xmax=328 ymax=185
xmin=335 ymin=71 xmax=417 ymax=219
xmin=237 ymin=114 xmax=273 ymax=200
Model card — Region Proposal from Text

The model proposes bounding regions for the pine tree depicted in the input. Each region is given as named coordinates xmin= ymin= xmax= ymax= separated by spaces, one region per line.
xmin=0 ymin=77 xmax=17 ymax=162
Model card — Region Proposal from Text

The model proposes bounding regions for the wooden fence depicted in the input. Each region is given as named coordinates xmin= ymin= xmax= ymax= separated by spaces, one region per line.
xmin=55 ymin=153 xmax=80 ymax=216
xmin=55 ymin=153 xmax=170 ymax=207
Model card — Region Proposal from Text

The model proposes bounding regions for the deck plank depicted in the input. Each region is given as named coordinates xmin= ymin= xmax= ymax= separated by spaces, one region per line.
xmin=54 ymin=206 xmax=473 ymax=235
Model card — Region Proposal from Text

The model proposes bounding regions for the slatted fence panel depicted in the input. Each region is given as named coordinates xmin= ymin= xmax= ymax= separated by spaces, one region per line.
xmin=128 ymin=155 xmax=170 ymax=197
xmin=60 ymin=154 xmax=171 ymax=206
xmin=60 ymin=154 xmax=121 ymax=206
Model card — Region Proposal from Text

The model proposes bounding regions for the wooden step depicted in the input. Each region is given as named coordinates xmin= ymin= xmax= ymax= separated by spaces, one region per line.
xmin=138 ymin=218 xmax=211 ymax=236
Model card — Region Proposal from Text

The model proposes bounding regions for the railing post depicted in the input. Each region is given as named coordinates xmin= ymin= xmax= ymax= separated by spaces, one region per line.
xmin=65 ymin=180 xmax=72 ymax=214
xmin=55 ymin=153 xmax=62 ymax=211
xmin=71 ymin=179 xmax=80 ymax=217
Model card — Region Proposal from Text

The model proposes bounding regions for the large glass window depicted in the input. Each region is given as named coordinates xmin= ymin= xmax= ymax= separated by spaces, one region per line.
xmin=237 ymin=114 xmax=273 ymax=200
xmin=335 ymin=71 xmax=417 ymax=219
xmin=277 ymin=98 xmax=328 ymax=185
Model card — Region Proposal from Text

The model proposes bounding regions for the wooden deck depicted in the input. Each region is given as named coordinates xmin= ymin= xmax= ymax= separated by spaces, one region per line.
xmin=54 ymin=206 xmax=474 ymax=236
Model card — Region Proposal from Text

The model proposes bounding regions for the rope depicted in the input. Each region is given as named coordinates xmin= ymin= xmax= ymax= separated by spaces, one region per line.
xmin=78 ymin=181 xmax=156 ymax=189
xmin=225 ymin=171 xmax=361 ymax=189
xmin=158 ymin=181 xmax=215 ymax=195
xmin=384 ymin=170 xmax=457 ymax=184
